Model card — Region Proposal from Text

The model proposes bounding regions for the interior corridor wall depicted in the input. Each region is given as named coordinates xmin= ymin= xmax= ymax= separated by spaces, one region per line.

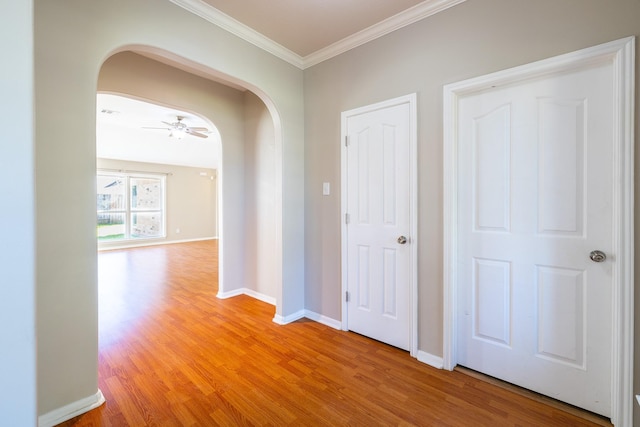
xmin=35 ymin=0 xmax=304 ymax=416
xmin=302 ymin=0 xmax=640 ymax=422
xmin=244 ymin=91 xmax=278 ymax=300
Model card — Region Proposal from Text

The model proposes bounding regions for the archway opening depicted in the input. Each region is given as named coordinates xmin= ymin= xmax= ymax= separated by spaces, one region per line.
xmin=96 ymin=93 xmax=221 ymax=249
xmin=97 ymin=49 xmax=282 ymax=306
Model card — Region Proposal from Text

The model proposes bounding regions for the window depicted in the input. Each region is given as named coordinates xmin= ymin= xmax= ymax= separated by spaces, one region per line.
xmin=97 ymin=172 xmax=165 ymax=242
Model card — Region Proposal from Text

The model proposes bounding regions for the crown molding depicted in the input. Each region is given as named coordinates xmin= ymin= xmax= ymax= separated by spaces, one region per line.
xmin=170 ymin=0 xmax=467 ymax=70
xmin=169 ymin=0 xmax=305 ymax=69
xmin=303 ymin=0 xmax=467 ymax=68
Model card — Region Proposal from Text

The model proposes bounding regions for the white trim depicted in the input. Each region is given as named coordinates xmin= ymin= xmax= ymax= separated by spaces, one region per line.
xmin=275 ymin=309 xmax=341 ymax=330
xmin=443 ymin=37 xmax=634 ymax=426
xmin=215 ymin=287 xmax=275 ymax=306
xmin=417 ymin=351 xmax=444 ymax=369
xmin=273 ymin=309 xmax=306 ymax=325
xmin=304 ymin=0 xmax=466 ymax=68
xmin=216 ymin=287 xmax=244 ymax=300
xmin=304 ymin=310 xmax=342 ymax=330
xmin=169 ymin=0 xmax=466 ymax=70
xmin=610 ymin=36 xmax=635 ymax=427
xmin=243 ymin=288 xmax=277 ymax=306
xmin=341 ymin=93 xmax=418 ymax=357
xmin=98 ymin=236 xmax=217 ymax=251
xmin=38 ymin=390 xmax=105 ymax=427
xmin=272 ymin=308 xmax=342 ymax=329
xmin=168 ymin=0 xmax=303 ymax=68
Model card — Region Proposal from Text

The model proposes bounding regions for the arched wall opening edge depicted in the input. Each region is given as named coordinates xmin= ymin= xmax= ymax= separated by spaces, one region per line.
xmin=97 ymin=44 xmax=285 ymax=315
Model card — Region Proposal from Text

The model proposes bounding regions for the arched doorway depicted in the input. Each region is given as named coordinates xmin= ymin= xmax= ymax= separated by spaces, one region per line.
xmin=97 ymin=49 xmax=281 ymax=302
xmin=96 ymin=93 xmax=221 ymax=250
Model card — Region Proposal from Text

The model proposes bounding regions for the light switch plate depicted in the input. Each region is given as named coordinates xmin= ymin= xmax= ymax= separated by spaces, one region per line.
xmin=322 ymin=182 xmax=330 ymax=196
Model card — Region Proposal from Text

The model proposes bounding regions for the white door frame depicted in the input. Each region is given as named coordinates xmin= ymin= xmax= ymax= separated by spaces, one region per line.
xmin=341 ymin=93 xmax=418 ymax=357
xmin=443 ymin=37 xmax=635 ymax=426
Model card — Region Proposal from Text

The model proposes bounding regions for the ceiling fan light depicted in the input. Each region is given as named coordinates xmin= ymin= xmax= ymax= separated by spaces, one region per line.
xmin=171 ymin=128 xmax=186 ymax=139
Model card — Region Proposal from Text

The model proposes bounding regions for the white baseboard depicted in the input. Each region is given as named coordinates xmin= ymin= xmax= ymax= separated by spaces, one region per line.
xmin=304 ymin=310 xmax=342 ymax=330
xmin=273 ymin=309 xmax=306 ymax=325
xmin=417 ymin=350 xmax=444 ymax=369
xmin=99 ymin=236 xmax=217 ymax=251
xmin=216 ymin=288 xmax=245 ymax=299
xmin=217 ymin=292 xmax=340 ymax=330
xmin=217 ymin=287 xmax=275 ymax=306
xmin=243 ymin=288 xmax=276 ymax=305
xmin=218 ymin=288 xmax=311 ymax=325
xmin=38 ymin=389 xmax=105 ymax=427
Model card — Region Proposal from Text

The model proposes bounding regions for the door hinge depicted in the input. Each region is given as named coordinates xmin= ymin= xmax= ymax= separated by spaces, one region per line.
xmin=345 ymin=213 xmax=350 ymax=224
xmin=345 ymin=291 xmax=350 ymax=302
xmin=345 ymin=135 xmax=350 ymax=147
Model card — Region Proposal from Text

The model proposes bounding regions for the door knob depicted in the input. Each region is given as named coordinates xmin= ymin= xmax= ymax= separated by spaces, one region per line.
xmin=589 ymin=250 xmax=606 ymax=263
xmin=397 ymin=236 xmax=407 ymax=245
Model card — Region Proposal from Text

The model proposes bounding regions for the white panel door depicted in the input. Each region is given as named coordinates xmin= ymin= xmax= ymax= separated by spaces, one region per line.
xmin=456 ymin=62 xmax=614 ymax=416
xmin=344 ymin=101 xmax=411 ymax=351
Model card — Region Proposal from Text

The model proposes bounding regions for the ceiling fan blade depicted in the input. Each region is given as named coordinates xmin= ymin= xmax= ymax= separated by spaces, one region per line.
xmin=161 ymin=121 xmax=175 ymax=127
xmin=142 ymin=126 xmax=171 ymax=130
xmin=188 ymin=130 xmax=208 ymax=138
xmin=188 ymin=127 xmax=209 ymax=132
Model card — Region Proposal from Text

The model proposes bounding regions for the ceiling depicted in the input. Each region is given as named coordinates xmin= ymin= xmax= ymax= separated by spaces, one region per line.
xmin=97 ymin=94 xmax=220 ymax=169
xmin=98 ymin=1 xmax=465 ymax=168
xmin=200 ymin=0 xmax=426 ymax=57
xmin=171 ymin=0 xmax=466 ymax=68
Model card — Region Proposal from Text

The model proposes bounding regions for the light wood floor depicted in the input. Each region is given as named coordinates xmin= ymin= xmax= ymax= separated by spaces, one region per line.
xmin=60 ymin=240 xmax=611 ymax=426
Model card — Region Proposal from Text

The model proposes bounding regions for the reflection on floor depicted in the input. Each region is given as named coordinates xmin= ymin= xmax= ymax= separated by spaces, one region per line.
xmin=60 ymin=240 xmax=609 ymax=426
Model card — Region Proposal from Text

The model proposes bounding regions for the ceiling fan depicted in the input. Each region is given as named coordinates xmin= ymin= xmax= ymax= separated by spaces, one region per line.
xmin=143 ymin=116 xmax=209 ymax=139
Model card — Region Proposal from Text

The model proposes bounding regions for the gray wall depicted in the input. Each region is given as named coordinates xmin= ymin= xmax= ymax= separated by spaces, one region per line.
xmin=303 ymin=0 xmax=640 ymax=422
xmin=97 ymin=158 xmax=218 ymax=246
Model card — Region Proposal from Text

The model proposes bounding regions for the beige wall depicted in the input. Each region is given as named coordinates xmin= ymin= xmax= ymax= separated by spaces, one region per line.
xmin=34 ymin=0 xmax=304 ymax=416
xmin=303 ymin=0 xmax=640 ymax=422
xmin=97 ymin=158 xmax=217 ymax=246
xmin=244 ymin=92 xmax=278 ymax=299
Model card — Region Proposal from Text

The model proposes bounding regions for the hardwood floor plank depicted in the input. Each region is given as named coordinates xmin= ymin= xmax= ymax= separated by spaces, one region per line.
xmin=103 ymin=376 xmax=148 ymax=427
xmin=57 ymin=241 xmax=611 ymax=426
